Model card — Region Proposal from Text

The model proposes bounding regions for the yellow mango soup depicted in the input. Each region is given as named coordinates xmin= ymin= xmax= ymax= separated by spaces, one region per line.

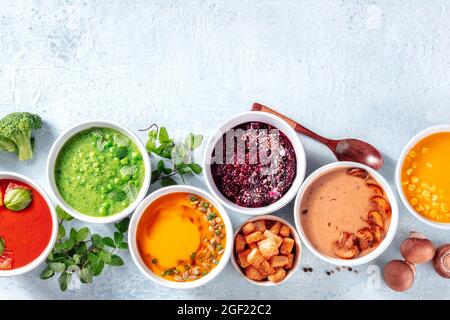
xmin=136 ymin=192 xmax=227 ymax=282
xmin=401 ymin=132 xmax=450 ymax=223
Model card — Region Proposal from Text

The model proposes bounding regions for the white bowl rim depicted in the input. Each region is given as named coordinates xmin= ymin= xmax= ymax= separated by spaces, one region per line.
xmin=128 ymin=185 xmax=233 ymax=289
xmin=294 ymin=161 xmax=399 ymax=267
xmin=395 ymin=124 xmax=450 ymax=230
xmin=230 ymin=214 xmax=302 ymax=286
xmin=0 ymin=172 xmax=58 ymax=277
xmin=46 ymin=120 xmax=151 ymax=224
xmin=203 ymin=111 xmax=306 ymax=216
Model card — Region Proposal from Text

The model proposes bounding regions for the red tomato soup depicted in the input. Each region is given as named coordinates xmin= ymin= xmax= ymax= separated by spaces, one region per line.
xmin=0 ymin=179 xmax=53 ymax=270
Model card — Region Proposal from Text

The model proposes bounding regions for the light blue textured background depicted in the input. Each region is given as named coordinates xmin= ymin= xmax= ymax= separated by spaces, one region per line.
xmin=0 ymin=0 xmax=449 ymax=300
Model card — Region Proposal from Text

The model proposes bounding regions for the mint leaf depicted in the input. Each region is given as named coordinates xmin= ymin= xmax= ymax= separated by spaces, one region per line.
xmin=102 ymin=237 xmax=115 ymax=248
xmin=114 ymin=134 xmax=129 ymax=147
xmin=114 ymin=232 xmax=123 ymax=247
xmin=78 ymin=267 xmax=93 ymax=284
xmin=76 ymin=227 xmax=90 ymax=242
xmin=188 ymin=163 xmax=202 ymax=174
xmin=185 ymin=133 xmax=203 ymax=150
xmin=49 ymin=262 xmax=66 ymax=273
xmin=91 ymin=260 xmax=105 ymax=276
xmin=161 ymin=177 xmax=177 ymax=187
xmin=107 ymin=254 xmax=124 ymax=267
xmin=40 ymin=267 xmax=54 ymax=280
xmin=59 ymin=272 xmax=72 ymax=292
xmin=158 ymin=127 xmax=172 ymax=145
xmin=115 ymin=217 xmax=130 ymax=233
xmin=120 ymin=165 xmax=137 ymax=177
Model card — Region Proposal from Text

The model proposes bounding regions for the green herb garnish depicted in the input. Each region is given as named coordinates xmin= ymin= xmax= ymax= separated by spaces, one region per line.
xmin=141 ymin=124 xmax=203 ymax=186
xmin=39 ymin=206 xmax=129 ymax=292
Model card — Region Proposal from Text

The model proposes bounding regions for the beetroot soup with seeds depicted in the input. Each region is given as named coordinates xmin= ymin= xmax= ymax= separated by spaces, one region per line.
xmin=211 ymin=122 xmax=297 ymax=208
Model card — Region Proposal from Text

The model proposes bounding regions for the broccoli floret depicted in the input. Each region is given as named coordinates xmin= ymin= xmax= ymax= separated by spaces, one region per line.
xmin=0 ymin=136 xmax=17 ymax=153
xmin=0 ymin=112 xmax=42 ymax=160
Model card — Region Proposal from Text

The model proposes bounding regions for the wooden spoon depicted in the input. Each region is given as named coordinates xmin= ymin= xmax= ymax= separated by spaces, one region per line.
xmin=252 ymin=103 xmax=384 ymax=170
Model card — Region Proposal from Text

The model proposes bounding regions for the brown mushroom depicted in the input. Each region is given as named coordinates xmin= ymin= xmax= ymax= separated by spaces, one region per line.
xmin=367 ymin=210 xmax=384 ymax=228
xmin=355 ymin=228 xmax=374 ymax=250
xmin=400 ymin=232 xmax=435 ymax=264
xmin=335 ymin=232 xmax=359 ymax=259
xmin=367 ymin=183 xmax=384 ymax=196
xmin=433 ymin=244 xmax=450 ymax=279
xmin=347 ymin=168 xmax=369 ymax=179
xmin=371 ymin=196 xmax=392 ymax=217
xmin=383 ymin=260 xmax=415 ymax=292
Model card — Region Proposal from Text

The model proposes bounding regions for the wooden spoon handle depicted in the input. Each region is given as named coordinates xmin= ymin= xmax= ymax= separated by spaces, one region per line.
xmin=251 ymin=103 xmax=333 ymax=146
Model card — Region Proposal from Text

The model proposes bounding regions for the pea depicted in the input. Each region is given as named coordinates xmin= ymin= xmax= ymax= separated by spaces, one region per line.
xmin=132 ymin=152 xmax=142 ymax=161
xmin=121 ymin=175 xmax=130 ymax=182
xmin=112 ymin=158 xmax=120 ymax=165
xmin=105 ymin=141 xmax=112 ymax=148
xmin=99 ymin=207 xmax=108 ymax=215
xmin=93 ymin=162 xmax=99 ymax=168
xmin=100 ymin=186 xmax=107 ymax=194
xmin=105 ymin=134 xmax=112 ymax=140
xmin=134 ymin=180 xmax=140 ymax=187
xmin=120 ymin=158 xmax=129 ymax=165
xmin=102 ymin=202 xmax=111 ymax=210
xmin=91 ymin=141 xmax=97 ymax=147
xmin=106 ymin=184 xmax=114 ymax=192
xmin=114 ymin=177 xmax=121 ymax=185
xmin=121 ymin=201 xmax=128 ymax=207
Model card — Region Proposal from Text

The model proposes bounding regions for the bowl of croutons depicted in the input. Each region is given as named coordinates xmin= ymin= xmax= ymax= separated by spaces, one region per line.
xmin=232 ymin=215 xmax=301 ymax=286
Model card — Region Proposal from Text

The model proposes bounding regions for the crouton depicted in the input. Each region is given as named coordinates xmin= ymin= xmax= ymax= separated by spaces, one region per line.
xmin=280 ymin=238 xmax=295 ymax=255
xmin=249 ymin=242 xmax=258 ymax=249
xmin=268 ymin=268 xmax=286 ymax=283
xmin=242 ymin=222 xmax=256 ymax=235
xmin=254 ymin=220 xmax=266 ymax=232
xmin=245 ymin=266 xmax=264 ymax=281
xmin=247 ymin=248 xmax=265 ymax=268
xmin=263 ymin=230 xmax=283 ymax=248
xmin=258 ymin=260 xmax=276 ymax=276
xmin=279 ymin=224 xmax=290 ymax=237
xmin=245 ymin=231 xmax=264 ymax=244
xmin=269 ymin=221 xmax=281 ymax=235
xmin=237 ymin=249 xmax=252 ymax=268
xmin=235 ymin=234 xmax=246 ymax=253
xmin=284 ymin=253 xmax=295 ymax=269
xmin=257 ymin=237 xmax=279 ymax=259
xmin=269 ymin=255 xmax=289 ymax=268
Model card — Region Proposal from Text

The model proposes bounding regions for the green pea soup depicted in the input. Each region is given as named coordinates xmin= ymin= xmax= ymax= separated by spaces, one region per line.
xmin=55 ymin=127 xmax=145 ymax=217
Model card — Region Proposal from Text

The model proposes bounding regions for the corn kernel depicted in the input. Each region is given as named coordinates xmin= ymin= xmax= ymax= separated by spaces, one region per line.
xmin=406 ymin=168 xmax=414 ymax=176
xmin=417 ymin=204 xmax=425 ymax=212
xmin=426 ymin=162 xmax=433 ymax=168
xmin=402 ymin=180 xmax=409 ymax=186
xmin=422 ymin=190 xmax=431 ymax=198
xmin=421 ymin=147 xmax=429 ymax=154
xmin=430 ymin=210 xmax=438 ymax=218
xmin=411 ymin=176 xmax=419 ymax=183
xmin=410 ymin=198 xmax=418 ymax=206
xmin=415 ymin=188 xmax=423 ymax=194
xmin=408 ymin=184 xmax=416 ymax=191
xmin=408 ymin=150 xmax=416 ymax=158
xmin=432 ymin=194 xmax=439 ymax=202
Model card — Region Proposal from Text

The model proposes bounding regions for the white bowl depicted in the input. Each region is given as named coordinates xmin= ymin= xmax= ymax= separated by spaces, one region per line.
xmin=231 ymin=215 xmax=302 ymax=286
xmin=47 ymin=120 xmax=151 ymax=224
xmin=128 ymin=185 xmax=233 ymax=289
xmin=0 ymin=172 xmax=58 ymax=277
xmin=203 ymin=111 xmax=306 ymax=216
xmin=395 ymin=124 xmax=450 ymax=229
xmin=294 ymin=162 xmax=399 ymax=267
